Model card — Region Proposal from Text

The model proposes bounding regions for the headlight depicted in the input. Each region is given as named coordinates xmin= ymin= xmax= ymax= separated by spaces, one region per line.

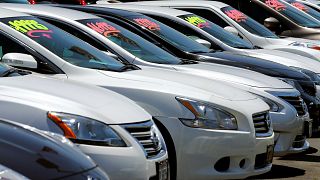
xmin=0 ymin=164 xmax=29 ymax=180
xmin=290 ymin=41 xmax=320 ymax=50
xmin=48 ymin=112 xmax=126 ymax=147
xmin=291 ymin=67 xmax=320 ymax=85
xmin=176 ymin=97 xmax=237 ymax=130
xmin=252 ymin=94 xmax=283 ymax=112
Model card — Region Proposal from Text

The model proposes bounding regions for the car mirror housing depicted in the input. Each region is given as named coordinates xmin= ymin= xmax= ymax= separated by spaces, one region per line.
xmin=1 ymin=53 xmax=37 ymax=69
xmin=264 ymin=17 xmax=281 ymax=34
xmin=224 ymin=26 xmax=239 ymax=36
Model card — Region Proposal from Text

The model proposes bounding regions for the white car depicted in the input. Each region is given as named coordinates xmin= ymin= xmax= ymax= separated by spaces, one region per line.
xmin=0 ymin=63 xmax=167 ymax=180
xmin=11 ymin=4 xmax=309 ymax=155
xmin=118 ymin=0 xmax=320 ymax=60
xmin=0 ymin=7 xmax=274 ymax=179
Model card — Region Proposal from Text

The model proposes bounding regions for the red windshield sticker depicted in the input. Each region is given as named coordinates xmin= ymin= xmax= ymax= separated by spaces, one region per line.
xmin=265 ymin=0 xmax=287 ymax=11
xmin=291 ymin=2 xmax=308 ymax=12
xmin=8 ymin=20 xmax=52 ymax=39
xmin=224 ymin=9 xmax=247 ymax=22
xmin=86 ymin=22 xmax=120 ymax=37
xmin=184 ymin=16 xmax=210 ymax=28
xmin=132 ymin=18 xmax=160 ymax=31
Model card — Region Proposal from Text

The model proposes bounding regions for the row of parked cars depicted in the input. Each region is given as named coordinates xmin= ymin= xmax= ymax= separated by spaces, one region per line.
xmin=1 ymin=0 xmax=320 ymax=179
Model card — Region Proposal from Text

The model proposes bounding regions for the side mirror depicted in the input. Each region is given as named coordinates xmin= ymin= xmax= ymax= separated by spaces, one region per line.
xmin=102 ymin=51 xmax=119 ymax=59
xmin=264 ymin=17 xmax=281 ymax=33
xmin=195 ymin=39 xmax=211 ymax=48
xmin=224 ymin=26 xmax=239 ymax=36
xmin=1 ymin=53 xmax=37 ymax=69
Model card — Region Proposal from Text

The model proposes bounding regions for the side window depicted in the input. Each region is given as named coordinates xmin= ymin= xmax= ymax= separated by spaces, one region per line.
xmin=147 ymin=15 xmax=222 ymax=50
xmin=238 ymin=0 xmax=270 ymax=24
xmin=39 ymin=17 xmax=107 ymax=51
xmin=178 ymin=8 xmax=229 ymax=28
xmin=0 ymin=32 xmax=57 ymax=74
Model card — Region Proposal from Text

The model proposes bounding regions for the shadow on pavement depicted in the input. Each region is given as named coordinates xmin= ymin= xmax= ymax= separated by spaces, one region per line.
xmin=247 ymin=165 xmax=305 ymax=179
xmin=278 ymin=147 xmax=320 ymax=162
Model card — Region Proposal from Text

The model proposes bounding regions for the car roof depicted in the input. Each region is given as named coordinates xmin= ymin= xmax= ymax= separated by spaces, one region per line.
xmin=0 ymin=5 xmax=31 ymax=18
xmin=124 ymin=1 xmax=230 ymax=9
xmin=93 ymin=4 xmax=191 ymax=17
xmin=58 ymin=4 xmax=144 ymax=17
xmin=0 ymin=4 xmax=99 ymax=20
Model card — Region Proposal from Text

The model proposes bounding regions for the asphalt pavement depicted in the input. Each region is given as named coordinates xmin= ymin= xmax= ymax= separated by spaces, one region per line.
xmin=249 ymin=136 xmax=320 ymax=179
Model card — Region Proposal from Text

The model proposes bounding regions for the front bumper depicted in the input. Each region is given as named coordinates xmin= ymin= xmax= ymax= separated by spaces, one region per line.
xmin=272 ymin=113 xmax=310 ymax=156
xmin=156 ymin=116 xmax=274 ymax=180
xmin=76 ymin=124 xmax=168 ymax=180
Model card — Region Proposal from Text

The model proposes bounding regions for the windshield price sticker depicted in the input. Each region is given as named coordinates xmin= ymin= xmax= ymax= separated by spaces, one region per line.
xmin=291 ymin=2 xmax=308 ymax=12
xmin=132 ymin=18 xmax=161 ymax=31
xmin=224 ymin=9 xmax=248 ymax=22
xmin=265 ymin=0 xmax=287 ymax=11
xmin=183 ymin=16 xmax=210 ymax=28
xmin=86 ymin=21 xmax=120 ymax=37
xmin=8 ymin=19 xmax=52 ymax=39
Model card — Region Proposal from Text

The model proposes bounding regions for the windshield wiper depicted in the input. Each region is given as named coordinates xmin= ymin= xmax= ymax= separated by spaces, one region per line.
xmin=179 ymin=59 xmax=198 ymax=64
xmin=0 ymin=68 xmax=20 ymax=77
xmin=119 ymin=64 xmax=141 ymax=72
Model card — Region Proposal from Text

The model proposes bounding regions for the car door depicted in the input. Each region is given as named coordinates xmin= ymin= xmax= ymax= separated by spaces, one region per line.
xmin=0 ymin=30 xmax=66 ymax=77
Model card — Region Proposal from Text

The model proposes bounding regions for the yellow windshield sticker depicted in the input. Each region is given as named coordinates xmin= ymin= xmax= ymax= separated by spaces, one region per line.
xmin=8 ymin=19 xmax=52 ymax=39
xmin=184 ymin=16 xmax=210 ymax=28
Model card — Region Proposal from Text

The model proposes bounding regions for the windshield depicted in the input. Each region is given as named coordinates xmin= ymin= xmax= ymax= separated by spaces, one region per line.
xmin=178 ymin=14 xmax=254 ymax=49
xmin=125 ymin=15 xmax=211 ymax=53
xmin=221 ymin=6 xmax=278 ymax=38
xmin=0 ymin=16 xmax=125 ymax=71
xmin=77 ymin=18 xmax=182 ymax=64
xmin=284 ymin=0 xmax=320 ymax=20
xmin=261 ymin=0 xmax=320 ymax=27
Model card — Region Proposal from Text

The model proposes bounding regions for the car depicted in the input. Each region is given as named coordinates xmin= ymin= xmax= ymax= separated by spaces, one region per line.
xmin=0 ymin=7 xmax=275 ymax=180
xmin=68 ymin=4 xmax=320 ymax=134
xmin=15 ymin=4 xmax=310 ymax=155
xmin=213 ymin=0 xmax=320 ymax=40
xmin=0 ymin=118 xmax=109 ymax=179
xmin=0 ymin=62 xmax=168 ymax=180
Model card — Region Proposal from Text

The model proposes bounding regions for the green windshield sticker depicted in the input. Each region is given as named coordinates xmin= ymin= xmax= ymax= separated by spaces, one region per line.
xmin=86 ymin=21 xmax=120 ymax=37
xmin=8 ymin=19 xmax=52 ymax=39
xmin=132 ymin=18 xmax=160 ymax=31
xmin=183 ymin=16 xmax=210 ymax=28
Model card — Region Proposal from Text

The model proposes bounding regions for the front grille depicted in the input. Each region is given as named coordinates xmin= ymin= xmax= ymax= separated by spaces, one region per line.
xmin=252 ymin=111 xmax=270 ymax=134
xmin=255 ymin=152 xmax=269 ymax=169
xmin=297 ymin=81 xmax=316 ymax=96
xmin=122 ymin=120 xmax=162 ymax=158
xmin=279 ymin=96 xmax=306 ymax=116
xmin=292 ymin=135 xmax=306 ymax=148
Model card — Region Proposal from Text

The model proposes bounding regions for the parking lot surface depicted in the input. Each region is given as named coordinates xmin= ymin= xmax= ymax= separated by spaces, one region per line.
xmin=250 ymin=137 xmax=320 ymax=179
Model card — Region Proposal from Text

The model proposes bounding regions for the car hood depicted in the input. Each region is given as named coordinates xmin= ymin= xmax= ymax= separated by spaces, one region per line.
xmin=199 ymin=51 xmax=310 ymax=81
xmin=0 ymin=74 xmax=151 ymax=124
xmin=243 ymin=49 xmax=320 ymax=73
xmin=174 ymin=62 xmax=293 ymax=89
xmin=0 ymin=119 xmax=97 ymax=179
xmin=99 ymin=66 xmax=258 ymax=101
